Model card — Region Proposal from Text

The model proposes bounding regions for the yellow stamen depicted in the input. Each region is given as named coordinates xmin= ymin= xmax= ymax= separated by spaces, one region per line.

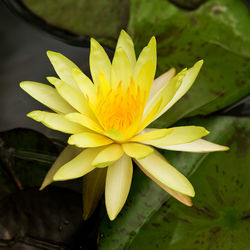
xmin=92 ymin=77 xmax=146 ymax=132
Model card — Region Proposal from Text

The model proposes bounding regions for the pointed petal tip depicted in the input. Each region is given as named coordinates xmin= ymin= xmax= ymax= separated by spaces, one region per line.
xmin=46 ymin=50 xmax=58 ymax=58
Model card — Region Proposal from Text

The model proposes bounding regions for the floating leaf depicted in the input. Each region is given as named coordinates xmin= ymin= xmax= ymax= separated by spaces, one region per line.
xmin=98 ymin=116 xmax=250 ymax=249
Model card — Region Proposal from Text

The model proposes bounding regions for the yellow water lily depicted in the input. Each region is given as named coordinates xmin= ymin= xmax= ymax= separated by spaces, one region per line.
xmin=20 ymin=30 xmax=228 ymax=220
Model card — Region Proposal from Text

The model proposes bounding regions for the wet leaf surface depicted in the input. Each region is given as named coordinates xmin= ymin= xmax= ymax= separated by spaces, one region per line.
xmin=98 ymin=116 xmax=250 ymax=249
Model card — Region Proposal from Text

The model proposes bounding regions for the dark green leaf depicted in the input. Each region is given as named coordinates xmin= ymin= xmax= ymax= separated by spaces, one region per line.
xmin=98 ymin=116 xmax=250 ymax=249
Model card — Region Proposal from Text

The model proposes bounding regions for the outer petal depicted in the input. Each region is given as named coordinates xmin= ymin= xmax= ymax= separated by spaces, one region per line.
xmin=147 ymin=68 xmax=176 ymax=102
xmin=68 ymin=132 xmax=113 ymax=148
xmin=82 ymin=168 xmax=107 ymax=220
xmin=139 ymin=164 xmax=192 ymax=206
xmin=92 ymin=144 xmax=124 ymax=168
xmin=122 ymin=143 xmax=153 ymax=159
xmin=162 ymin=139 xmax=229 ymax=152
xmin=47 ymin=77 xmax=93 ymax=117
xmin=105 ymin=155 xmax=133 ymax=220
xmin=27 ymin=111 xmax=87 ymax=134
xmin=142 ymin=126 xmax=209 ymax=147
xmin=111 ymin=47 xmax=132 ymax=89
xmin=130 ymin=128 xmax=171 ymax=142
xmin=116 ymin=30 xmax=136 ymax=69
xmin=134 ymin=36 xmax=156 ymax=79
xmin=135 ymin=150 xmax=195 ymax=197
xmin=53 ymin=147 xmax=102 ymax=181
xmin=40 ymin=145 xmax=82 ymax=190
xmin=65 ymin=113 xmax=104 ymax=134
xmin=154 ymin=60 xmax=203 ymax=121
xmin=47 ymin=51 xmax=80 ymax=90
xmin=72 ymin=68 xmax=96 ymax=100
xmin=20 ymin=81 xmax=75 ymax=114
xmin=90 ymin=38 xmax=111 ymax=86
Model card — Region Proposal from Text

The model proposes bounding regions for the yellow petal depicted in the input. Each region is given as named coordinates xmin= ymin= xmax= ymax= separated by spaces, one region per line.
xmin=116 ymin=30 xmax=136 ymax=69
xmin=130 ymin=128 xmax=171 ymax=142
xmin=65 ymin=113 xmax=104 ymax=134
xmin=27 ymin=111 xmax=87 ymax=134
xmin=40 ymin=145 xmax=82 ymax=190
xmin=104 ymin=129 xmax=126 ymax=142
xmin=134 ymin=36 xmax=156 ymax=79
xmin=90 ymin=38 xmax=111 ymax=86
xmin=53 ymin=147 xmax=102 ymax=181
xmin=47 ymin=77 xmax=93 ymax=116
xmin=122 ymin=143 xmax=153 ymax=159
xmin=82 ymin=168 xmax=107 ymax=220
xmin=92 ymin=144 xmax=124 ymax=168
xmin=135 ymin=150 xmax=195 ymax=196
xmin=105 ymin=155 xmax=133 ymax=220
xmin=20 ymin=81 xmax=75 ymax=114
xmin=137 ymin=97 xmax=162 ymax=133
xmin=163 ymin=139 xmax=229 ymax=152
xmin=72 ymin=67 xmax=96 ymax=100
xmin=135 ymin=60 xmax=155 ymax=95
xmin=148 ymin=68 xmax=176 ymax=102
xmin=155 ymin=60 xmax=203 ymax=121
xmin=111 ymin=47 xmax=132 ymax=89
xmin=47 ymin=51 xmax=80 ymax=90
xmin=142 ymin=68 xmax=186 ymax=126
xmin=68 ymin=132 xmax=113 ymax=148
xmin=139 ymin=163 xmax=193 ymax=206
xmin=142 ymin=126 xmax=209 ymax=147
xmin=99 ymin=71 xmax=111 ymax=96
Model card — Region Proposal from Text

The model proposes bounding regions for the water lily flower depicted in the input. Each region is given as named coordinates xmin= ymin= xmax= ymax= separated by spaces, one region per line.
xmin=20 ymin=30 xmax=228 ymax=220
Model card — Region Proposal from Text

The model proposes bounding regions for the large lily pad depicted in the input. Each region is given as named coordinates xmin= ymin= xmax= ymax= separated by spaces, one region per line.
xmin=0 ymin=128 xmax=59 ymax=199
xmin=98 ymin=116 xmax=250 ymax=249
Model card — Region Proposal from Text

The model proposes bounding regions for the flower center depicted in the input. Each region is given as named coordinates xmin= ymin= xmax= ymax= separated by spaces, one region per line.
xmin=95 ymin=78 xmax=146 ymax=132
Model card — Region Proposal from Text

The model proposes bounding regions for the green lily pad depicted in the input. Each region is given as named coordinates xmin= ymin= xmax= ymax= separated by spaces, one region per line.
xmin=98 ymin=116 xmax=250 ymax=249
xmin=0 ymin=128 xmax=59 ymax=198
xmin=21 ymin=0 xmax=250 ymax=125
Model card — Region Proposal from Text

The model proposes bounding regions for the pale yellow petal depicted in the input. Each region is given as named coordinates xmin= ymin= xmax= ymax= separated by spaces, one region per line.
xmin=68 ymin=132 xmax=113 ymax=148
xmin=135 ymin=150 xmax=195 ymax=196
xmin=53 ymin=147 xmax=102 ymax=181
xmin=104 ymin=129 xmax=126 ymax=142
xmin=65 ymin=113 xmax=104 ymax=134
xmin=134 ymin=36 xmax=156 ymax=79
xmin=122 ymin=143 xmax=153 ymax=159
xmin=135 ymin=60 xmax=154 ymax=95
xmin=148 ymin=68 xmax=176 ymax=102
xmin=90 ymin=38 xmax=111 ymax=86
xmin=142 ymin=68 xmax=186 ymax=126
xmin=72 ymin=67 xmax=96 ymax=100
xmin=47 ymin=77 xmax=93 ymax=117
xmin=116 ymin=30 xmax=136 ymax=69
xmin=47 ymin=51 xmax=79 ymax=90
xmin=154 ymin=60 xmax=204 ymax=121
xmin=83 ymin=168 xmax=107 ymax=220
xmin=111 ymin=47 xmax=132 ymax=89
xmin=162 ymin=139 xmax=229 ymax=152
xmin=99 ymin=71 xmax=111 ymax=96
xmin=138 ymin=164 xmax=192 ymax=206
xmin=20 ymin=81 xmax=75 ymax=114
xmin=130 ymin=128 xmax=171 ymax=142
xmin=137 ymin=97 xmax=162 ymax=133
xmin=105 ymin=155 xmax=133 ymax=220
xmin=40 ymin=145 xmax=83 ymax=190
xmin=27 ymin=111 xmax=87 ymax=134
xmin=92 ymin=144 xmax=124 ymax=168
xmin=142 ymin=126 xmax=209 ymax=147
